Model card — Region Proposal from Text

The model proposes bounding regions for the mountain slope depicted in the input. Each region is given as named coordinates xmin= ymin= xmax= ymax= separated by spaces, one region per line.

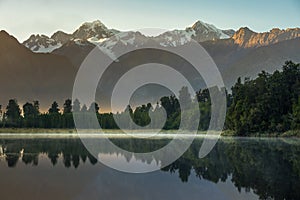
xmin=52 ymin=39 xmax=96 ymax=68
xmin=156 ymin=20 xmax=235 ymax=46
xmin=22 ymin=19 xmax=235 ymax=53
xmin=189 ymin=20 xmax=233 ymax=41
xmin=0 ymin=31 xmax=77 ymax=110
xmin=72 ymin=20 xmax=114 ymax=42
xmin=222 ymin=38 xmax=300 ymax=86
xmin=22 ymin=34 xmax=62 ymax=53
xmin=232 ymin=27 xmax=300 ymax=48
xmin=22 ymin=20 xmax=117 ymax=53
xmin=3 ymin=20 xmax=300 ymax=111
xmin=51 ymin=31 xmax=72 ymax=44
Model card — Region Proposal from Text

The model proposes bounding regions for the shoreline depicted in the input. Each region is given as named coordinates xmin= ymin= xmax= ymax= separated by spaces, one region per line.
xmin=0 ymin=128 xmax=299 ymax=138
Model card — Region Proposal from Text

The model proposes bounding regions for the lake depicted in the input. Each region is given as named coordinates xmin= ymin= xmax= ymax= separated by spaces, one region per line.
xmin=0 ymin=136 xmax=299 ymax=200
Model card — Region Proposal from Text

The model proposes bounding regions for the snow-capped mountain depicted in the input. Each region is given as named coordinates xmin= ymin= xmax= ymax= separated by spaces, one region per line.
xmin=23 ymin=34 xmax=62 ymax=53
xmin=94 ymin=21 xmax=235 ymax=59
xmin=23 ymin=20 xmax=117 ymax=53
xmin=22 ymin=19 xmax=300 ymax=56
xmin=188 ymin=20 xmax=234 ymax=41
xmin=2 ymin=22 xmax=300 ymax=111
xmin=155 ymin=20 xmax=235 ymax=47
xmin=96 ymin=31 xmax=149 ymax=60
xmin=155 ymin=29 xmax=196 ymax=47
xmin=22 ymin=19 xmax=236 ymax=53
xmin=72 ymin=20 xmax=115 ymax=43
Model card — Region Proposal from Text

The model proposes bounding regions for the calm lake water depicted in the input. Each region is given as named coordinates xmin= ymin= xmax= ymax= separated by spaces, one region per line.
xmin=0 ymin=136 xmax=299 ymax=200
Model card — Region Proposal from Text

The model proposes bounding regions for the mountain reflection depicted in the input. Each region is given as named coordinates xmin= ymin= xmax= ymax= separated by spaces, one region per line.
xmin=0 ymin=138 xmax=300 ymax=199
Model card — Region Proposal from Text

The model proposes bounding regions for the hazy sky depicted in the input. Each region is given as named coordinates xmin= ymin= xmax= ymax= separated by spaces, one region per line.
xmin=0 ymin=0 xmax=299 ymax=41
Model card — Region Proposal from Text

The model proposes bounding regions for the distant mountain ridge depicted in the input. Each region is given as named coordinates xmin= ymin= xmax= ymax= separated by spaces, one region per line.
xmin=22 ymin=19 xmax=300 ymax=54
xmin=0 ymin=30 xmax=76 ymax=109
xmin=22 ymin=20 xmax=116 ymax=53
xmin=1 ymin=20 xmax=300 ymax=111
xmin=22 ymin=20 xmax=235 ymax=53
xmin=232 ymin=27 xmax=300 ymax=48
xmin=23 ymin=34 xmax=63 ymax=53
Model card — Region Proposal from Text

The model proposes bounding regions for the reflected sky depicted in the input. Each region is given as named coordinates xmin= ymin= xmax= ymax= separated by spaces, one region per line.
xmin=0 ymin=153 xmax=258 ymax=200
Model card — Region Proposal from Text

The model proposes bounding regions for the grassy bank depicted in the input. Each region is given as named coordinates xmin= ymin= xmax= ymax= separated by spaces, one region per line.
xmin=0 ymin=128 xmax=299 ymax=137
xmin=0 ymin=128 xmax=76 ymax=133
xmin=221 ymin=130 xmax=300 ymax=137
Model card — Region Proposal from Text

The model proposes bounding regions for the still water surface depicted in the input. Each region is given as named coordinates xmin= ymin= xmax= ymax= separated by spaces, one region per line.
xmin=0 ymin=136 xmax=299 ymax=200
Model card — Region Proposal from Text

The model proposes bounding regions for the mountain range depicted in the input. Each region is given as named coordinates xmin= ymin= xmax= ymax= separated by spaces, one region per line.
xmin=22 ymin=20 xmax=235 ymax=53
xmin=1 ymin=20 xmax=300 ymax=111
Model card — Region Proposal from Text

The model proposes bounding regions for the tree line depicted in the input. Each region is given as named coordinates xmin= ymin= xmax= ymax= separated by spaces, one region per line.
xmin=0 ymin=61 xmax=299 ymax=136
xmin=226 ymin=61 xmax=300 ymax=135
xmin=0 ymin=86 xmax=206 ymax=130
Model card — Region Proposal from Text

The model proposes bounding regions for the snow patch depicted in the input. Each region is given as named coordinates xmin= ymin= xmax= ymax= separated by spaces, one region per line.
xmin=82 ymin=20 xmax=107 ymax=32
xmin=87 ymin=37 xmax=108 ymax=44
xmin=32 ymin=43 xmax=62 ymax=53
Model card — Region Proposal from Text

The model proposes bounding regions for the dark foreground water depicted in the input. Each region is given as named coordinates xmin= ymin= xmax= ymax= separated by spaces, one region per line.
xmin=0 ymin=137 xmax=299 ymax=200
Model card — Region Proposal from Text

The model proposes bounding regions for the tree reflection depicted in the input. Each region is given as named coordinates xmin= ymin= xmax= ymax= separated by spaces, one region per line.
xmin=6 ymin=154 xmax=19 ymax=167
xmin=0 ymin=138 xmax=300 ymax=199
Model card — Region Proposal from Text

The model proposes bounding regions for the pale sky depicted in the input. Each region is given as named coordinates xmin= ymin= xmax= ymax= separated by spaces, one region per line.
xmin=0 ymin=0 xmax=299 ymax=42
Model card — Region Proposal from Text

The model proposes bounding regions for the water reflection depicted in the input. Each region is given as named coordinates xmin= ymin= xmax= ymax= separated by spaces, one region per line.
xmin=0 ymin=137 xmax=300 ymax=199
xmin=0 ymin=139 xmax=98 ymax=168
